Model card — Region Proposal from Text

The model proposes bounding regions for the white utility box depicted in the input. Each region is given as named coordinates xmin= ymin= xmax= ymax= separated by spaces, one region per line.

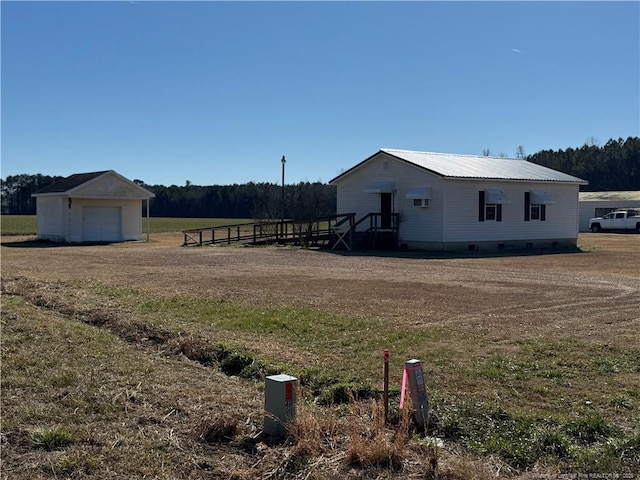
xmin=264 ymin=374 xmax=297 ymax=437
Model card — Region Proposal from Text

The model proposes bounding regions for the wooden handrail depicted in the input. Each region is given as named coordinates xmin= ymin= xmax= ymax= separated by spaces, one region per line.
xmin=182 ymin=214 xmax=357 ymax=247
xmin=181 ymin=212 xmax=399 ymax=248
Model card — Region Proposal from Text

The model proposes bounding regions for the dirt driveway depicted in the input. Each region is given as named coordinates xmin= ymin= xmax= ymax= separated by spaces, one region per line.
xmin=2 ymin=233 xmax=638 ymax=348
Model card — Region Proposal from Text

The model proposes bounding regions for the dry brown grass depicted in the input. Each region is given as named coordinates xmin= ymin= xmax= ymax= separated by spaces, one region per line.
xmin=345 ymin=400 xmax=410 ymax=471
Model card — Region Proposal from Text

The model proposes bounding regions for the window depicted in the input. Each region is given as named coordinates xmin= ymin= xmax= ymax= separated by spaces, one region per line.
xmin=485 ymin=204 xmax=497 ymax=221
xmin=479 ymin=191 xmax=503 ymax=222
xmin=529 ymin=204 xmax=545 ymax=221
xmin=406 ymin=187 xmax=432 ymax=208
xmin=524 ymin=192 xmax=546 ymax=221
xmin=530 ymin=204 xmax=541 ymax=220
xmin=595 ymin=207 xmax=618 ymax=217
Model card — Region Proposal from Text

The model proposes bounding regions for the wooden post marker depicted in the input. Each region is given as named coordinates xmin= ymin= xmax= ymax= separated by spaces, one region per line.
xmin=383 ymin=349 xmax=389 ymax=423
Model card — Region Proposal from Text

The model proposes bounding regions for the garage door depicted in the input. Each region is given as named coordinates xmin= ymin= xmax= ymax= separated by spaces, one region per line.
xmin=82 ymin=206 xmax=122 ymax=242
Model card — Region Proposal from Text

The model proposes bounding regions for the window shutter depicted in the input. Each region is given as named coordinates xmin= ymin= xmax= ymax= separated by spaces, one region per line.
xmin=497 ymin=204 xmax=502 ymax=222
xmin=479 ymin=191 xmax=485 ymax=222
xmin=541 ymin=204 xmax=546 ymax=221
xmin=524 ymin=192 xmax=530 ymax=221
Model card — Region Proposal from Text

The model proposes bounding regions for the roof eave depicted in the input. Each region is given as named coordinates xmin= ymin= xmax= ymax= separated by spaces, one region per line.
xmin=445 ymin=176 xmax=588 ymax=185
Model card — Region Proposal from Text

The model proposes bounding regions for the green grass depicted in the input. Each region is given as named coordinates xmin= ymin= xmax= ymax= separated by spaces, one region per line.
xmin=30 ymin=426 xmax=75 ymax=450
xmin=146 ymin=217 xmax=252 ymax=232
xmin=1 ymin=215 xmax=36 ymax=234
xmin=0 ymin=215 xmax=252 ymax=235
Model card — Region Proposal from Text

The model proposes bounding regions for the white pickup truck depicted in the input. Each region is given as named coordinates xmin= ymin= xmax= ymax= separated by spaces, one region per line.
xmin=589 ymin=209 xmax=640 ymax=233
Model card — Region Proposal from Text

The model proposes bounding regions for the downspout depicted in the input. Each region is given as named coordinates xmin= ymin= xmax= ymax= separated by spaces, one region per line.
xmin=146 ymin=198 xmax=150 ymax=242
xmin=66 ymin=196 xmax=72 ymax=243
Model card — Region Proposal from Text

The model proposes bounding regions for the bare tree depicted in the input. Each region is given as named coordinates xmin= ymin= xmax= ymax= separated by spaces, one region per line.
xmin=515 ymin=145 xmax=526 ymax=159
xmin=585 ymin=136 xmax=600 ymax=147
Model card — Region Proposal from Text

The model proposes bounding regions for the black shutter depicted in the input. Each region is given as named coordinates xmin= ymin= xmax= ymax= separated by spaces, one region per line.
xmin=497 ymin=204 xmax=502 ymax=222
xmin=524 ymin=192 xmax=530 ymax=221
xmin=541 ymin=204 xmax=546 ymax=221
xmin=479 ymin=191 xmax=485 ymax=222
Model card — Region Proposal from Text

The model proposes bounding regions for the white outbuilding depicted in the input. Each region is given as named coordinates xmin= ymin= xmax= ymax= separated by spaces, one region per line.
xmin=330 ymin=149 xmax=588 ymax=251
xmin=578 ymin=191 xmax=640 ymax=232
xmin=32 ymin=170 xmax=155 ymax=243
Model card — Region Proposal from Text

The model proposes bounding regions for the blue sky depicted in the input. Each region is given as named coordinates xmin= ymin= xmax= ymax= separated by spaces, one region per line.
xmin=2 ymin=1 xmax=638 ymax=187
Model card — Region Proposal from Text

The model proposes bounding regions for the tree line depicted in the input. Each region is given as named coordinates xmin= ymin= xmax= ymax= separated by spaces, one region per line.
xmin=0 ymin=174 xmax=337 ymax=221
xmin=526 ymin=137 xmax=639 ymax=191
xmin=2 ymin=136 xmax=638 ymax=216
xmin=146 ymin=181 xmax=336 ymax=221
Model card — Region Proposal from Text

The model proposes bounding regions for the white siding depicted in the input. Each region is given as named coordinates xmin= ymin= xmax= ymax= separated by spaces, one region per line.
xmin=72 ymin=173 xmax=147 ymax=199
xmin=336 ymin=152 xmax=446 ymax=239
xmin=395 ymin=174 xmax=445 ymax=243
xmin=442 ymin=181 xmax=580 ymax=242
xmin=336 ymin=153 xmax=396 ymax=229
xmin=36 ymin=196 xmax=66 ymax=242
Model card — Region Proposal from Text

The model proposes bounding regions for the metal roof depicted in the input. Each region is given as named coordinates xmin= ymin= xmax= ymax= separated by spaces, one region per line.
xmin=380 ymin=149 xmax=587 ymax=183
xmin=578 ymin=191 xmax=640 ymax=201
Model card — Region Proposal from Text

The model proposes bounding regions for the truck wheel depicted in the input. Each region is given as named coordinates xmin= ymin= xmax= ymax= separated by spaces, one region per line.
xmin=636 ymin=223 xmax=640 ymax=233
xmin=591 ymin=224 xmax=601 ymax=233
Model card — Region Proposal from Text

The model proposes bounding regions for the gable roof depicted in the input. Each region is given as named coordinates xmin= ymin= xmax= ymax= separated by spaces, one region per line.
xmin=330 ymin=149 xmax=588 ymax=185
xmin=34 ymin=170 xmax=155 ymax=198
xmin=36 ymin=171 xmax=111 ymax=193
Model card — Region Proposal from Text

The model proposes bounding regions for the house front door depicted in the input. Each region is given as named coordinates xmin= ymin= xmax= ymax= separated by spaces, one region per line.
xmin=381 ymin=193 xmax=392 ymax=229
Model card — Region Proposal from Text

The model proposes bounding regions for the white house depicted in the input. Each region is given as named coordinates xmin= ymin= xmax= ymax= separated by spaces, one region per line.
xmin=329 ymin=149 xmax=588 ymax=251
xmin=578 ymin=191 xmax=640 ymax=232
xmin=32 ymin=170 xmax=155 ymax=243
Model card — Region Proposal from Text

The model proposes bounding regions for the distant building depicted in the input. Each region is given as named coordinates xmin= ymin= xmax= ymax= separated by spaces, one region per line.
xmin=32 ymin=170 xmax=155 ymax=243
xmin=330 ymin=149 xmax=587 ymax=251
xmin=578 ymin=191 xmax=640 ymax=232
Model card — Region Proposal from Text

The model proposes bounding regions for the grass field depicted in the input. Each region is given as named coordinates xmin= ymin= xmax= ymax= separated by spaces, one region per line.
xmin=0 ymin=215 xmax=37 ymax=235
xmin=1 ymin=232 xmax=639 ymax=479
xmin=0 ymin=215 xmax=251 ymax=235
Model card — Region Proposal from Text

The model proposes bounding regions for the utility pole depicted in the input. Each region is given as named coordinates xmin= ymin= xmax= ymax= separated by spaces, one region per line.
xmin=281 ymin=155 xmax=286 ymax=238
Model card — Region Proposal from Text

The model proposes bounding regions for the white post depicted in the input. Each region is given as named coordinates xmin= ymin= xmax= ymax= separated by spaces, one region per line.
xmin=264 ymin=374 xmax=297 ymax=437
